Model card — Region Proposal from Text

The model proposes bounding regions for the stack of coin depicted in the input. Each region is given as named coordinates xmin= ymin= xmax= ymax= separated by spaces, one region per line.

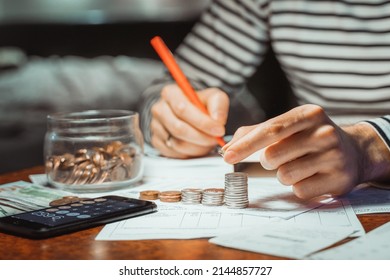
xmin=181 ymin=188 xmax=203 ymax=204
xmin=139 ymin=190 xmax=160 ymax=200
xmin=224 ymin=172 xmax=249 ymax=209
xmin=201 ymin=188 xmax=225 ymax=206
xmin=46 ymin=141 xmax=137 ymax=186
xmin=159 ymin=191 xmax=182 ymax=203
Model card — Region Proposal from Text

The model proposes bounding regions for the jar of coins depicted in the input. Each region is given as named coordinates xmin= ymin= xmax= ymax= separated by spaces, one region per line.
xmin=44 ymin=110 xmax=144 ymax=192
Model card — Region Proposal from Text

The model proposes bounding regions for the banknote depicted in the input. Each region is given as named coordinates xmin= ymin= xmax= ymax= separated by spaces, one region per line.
xmin=0 ymin=181 xmax=73 ymax=217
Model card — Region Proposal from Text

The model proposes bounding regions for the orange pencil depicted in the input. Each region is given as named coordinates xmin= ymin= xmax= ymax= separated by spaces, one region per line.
xmin=150 ymin=36 xmax=226 ymax=147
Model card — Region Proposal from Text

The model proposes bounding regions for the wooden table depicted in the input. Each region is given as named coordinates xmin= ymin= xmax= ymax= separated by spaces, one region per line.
xmin=1 ymin=166 xmax=390 ymax=260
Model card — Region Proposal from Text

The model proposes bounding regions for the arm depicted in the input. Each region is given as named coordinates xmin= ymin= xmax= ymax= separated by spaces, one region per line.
xmin=138 ymin=0 xmax=271 ymax=157
xmin=222 ymin=105 xmax=390 ymax=199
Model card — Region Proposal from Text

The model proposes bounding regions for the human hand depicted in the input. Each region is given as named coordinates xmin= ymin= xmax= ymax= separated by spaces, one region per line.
xmin=150 ymin=84 xmax=229 ymax=158
xmin=222 ymin=104 xmax=390 ymax=199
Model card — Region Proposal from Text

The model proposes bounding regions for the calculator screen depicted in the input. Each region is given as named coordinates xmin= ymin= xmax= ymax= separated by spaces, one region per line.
xmin=11 ymin=198 xmax=135 ymax=227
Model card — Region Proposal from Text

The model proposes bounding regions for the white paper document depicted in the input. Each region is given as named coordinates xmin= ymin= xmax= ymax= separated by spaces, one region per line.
xmin=96 ymin=205 xmax=272 ymax=240
xmin=95 ymin=197 xmax=363 ymax=240
xmin=279 ymin=198 xmax=364 ymax=237
xmin=345 ymin=184 xmax=390 ymax=214
xmin=209 ymin=224 xmax=354 ymax=259
xmin=309 ymin=221 xmax=390 ymax=260
xmin=142 ymin=155 xmax=233 ymax=180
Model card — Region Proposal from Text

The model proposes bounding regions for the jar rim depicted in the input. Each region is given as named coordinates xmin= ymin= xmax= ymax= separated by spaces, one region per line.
xmin=47 ymin=110 xmax=137 ymax=122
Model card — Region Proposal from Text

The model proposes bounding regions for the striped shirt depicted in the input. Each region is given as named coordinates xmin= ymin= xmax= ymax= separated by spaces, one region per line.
xmin=139 ymin=0 xmax=390 ymax=150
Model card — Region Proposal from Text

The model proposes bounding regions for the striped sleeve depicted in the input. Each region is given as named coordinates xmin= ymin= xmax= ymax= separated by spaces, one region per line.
xmin=268 ymin=0 xmax=390 ymax=119
xmin=138 ymin=0 xmax=271 ymax=143
xmin=364 ymin=115 xmax=390 ymax=151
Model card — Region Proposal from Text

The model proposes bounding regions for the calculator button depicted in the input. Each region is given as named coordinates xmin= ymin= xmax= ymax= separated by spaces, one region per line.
xmin=56 ymin=210 xmax=70 ymax=214
xmin=66 ymin=212 xmax=80 ymax=216
xmin=71 ymin=203 xmax=83 ymax=207
xmin=77 ymin=215 xmax=91 ymax=218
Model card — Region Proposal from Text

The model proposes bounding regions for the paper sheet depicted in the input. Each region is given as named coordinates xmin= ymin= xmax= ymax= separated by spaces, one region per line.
xmin=277 ymin=198 xmax=365 ymax=237
xmin=309 ymin=221 xmax=390 ymax=260
xmin=209 ymin=224 xmax=354 ymax=259
xmin=344 ymin=184 xmax=390 ymax=214
xmin=142 ymin=156 xmax=233 ymax=180
xmin=95 ymin=197 xmax=363 ymax=240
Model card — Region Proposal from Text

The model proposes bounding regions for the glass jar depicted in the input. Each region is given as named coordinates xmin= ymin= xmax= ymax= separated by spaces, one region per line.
xmin=44 ymin=110 xmax=144 ymax=193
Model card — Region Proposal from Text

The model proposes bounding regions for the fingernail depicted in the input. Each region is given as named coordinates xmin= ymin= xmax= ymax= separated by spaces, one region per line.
xmin=224 ymin=150 xmax=238 ymax=164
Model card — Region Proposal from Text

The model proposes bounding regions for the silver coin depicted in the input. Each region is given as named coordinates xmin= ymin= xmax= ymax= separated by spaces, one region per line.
xmin=224 ymin=172 xmax=249 ymax=209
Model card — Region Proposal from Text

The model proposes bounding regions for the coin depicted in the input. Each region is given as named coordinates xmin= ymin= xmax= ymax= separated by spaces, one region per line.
xmin=181 ymin=188 xmax=203 ymax=204
xmin=159 ymin=197 xmax=181 ymax=203
xmin=49 ymin=196 xmax=81 ymax=206
xmin=159 ymin=191 xmax=181 ymax=197
xmin=224 ymin=172 xmax=249 ymax=209
xmin=139 ymin=190 xmax=160 ymax=200
xmin=159 ymin=190 xmax=182 ymax=202
xmin=202 ymin=188 xmax=224 ymax=206
xmin=46 ymin=140 xmax=136 ymax=186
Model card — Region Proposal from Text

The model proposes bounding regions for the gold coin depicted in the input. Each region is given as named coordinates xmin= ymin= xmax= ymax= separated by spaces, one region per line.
xmin=140 ymin=190 xmax=160 ymax=197
xmin=139 ymin=195 xmax=159 ymax=200
xmin=49 ymin=197 xmax=77 ymax=206
xmin=159 ymin=197 xmax=181 ymax=203
xmin=160 ymin=191 xmax=181 ymax=196
xmin=139 ymin=190 xmax=160 ymax=200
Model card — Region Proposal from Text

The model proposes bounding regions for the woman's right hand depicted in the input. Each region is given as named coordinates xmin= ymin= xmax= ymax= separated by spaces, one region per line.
xmin=150 ymin=84 xmax=229 ymax=158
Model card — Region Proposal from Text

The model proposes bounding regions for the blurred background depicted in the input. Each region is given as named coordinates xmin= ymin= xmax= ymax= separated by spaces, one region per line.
xmin=0 ymin=0 xmax=293 ymax=174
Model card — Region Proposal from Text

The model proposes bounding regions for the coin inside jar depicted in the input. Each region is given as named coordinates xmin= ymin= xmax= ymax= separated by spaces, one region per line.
xmin=46 ymin=141 xmax=137 ymax=186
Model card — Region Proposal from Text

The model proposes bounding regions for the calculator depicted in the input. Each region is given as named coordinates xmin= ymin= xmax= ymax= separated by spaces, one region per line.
xmin=0 ymin=195 xmax=157 ymax=239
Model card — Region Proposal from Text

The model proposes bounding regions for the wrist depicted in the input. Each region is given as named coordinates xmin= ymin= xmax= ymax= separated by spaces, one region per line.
xmin=343 ymin=122 xmax=390 ymax=183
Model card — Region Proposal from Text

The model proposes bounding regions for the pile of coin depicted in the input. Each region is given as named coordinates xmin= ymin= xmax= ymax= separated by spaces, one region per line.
xmin=46 ymin=141 xmax=137 ymax=186
xmin=139 ymin=190 xmax=160 ymax=200
xmin=49 ymin=196 xmax=87 ymax=206
xmin=181 ymin=188 xmax=203 ymax=204
xmin=224 ymin=172 xmax=249 ymax=209
xmin=138 ymin=173 xmax=249 ymax=208
xmin=159 ymin=191 xmax=182 ymax=203
xmin=201 ymin=188 xmax=225 ymax=206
